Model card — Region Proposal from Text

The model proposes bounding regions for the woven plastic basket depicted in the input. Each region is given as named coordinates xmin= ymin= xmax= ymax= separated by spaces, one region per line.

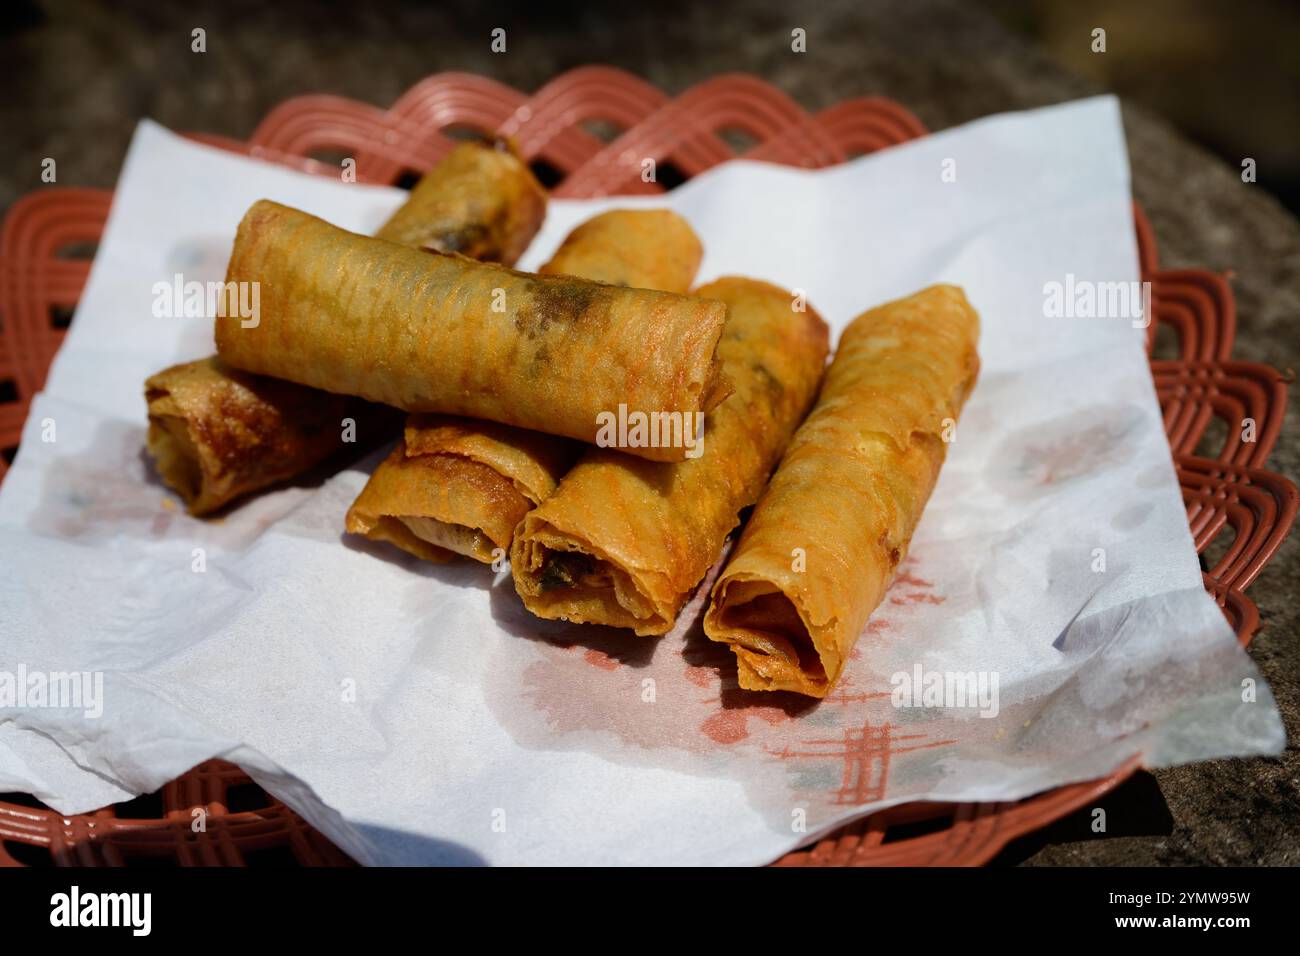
xmin=1 ymin=67 xmax=1294 ymax=867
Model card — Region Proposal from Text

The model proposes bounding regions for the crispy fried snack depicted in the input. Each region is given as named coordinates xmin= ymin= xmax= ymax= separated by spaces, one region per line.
xmin=215 ymin=201 xmax=728 ymax=458
xmin=536 ymin=209 xmax=702 ymax=291
xmin=373 ymin=138 xmax=545 ymax=264
xmin=346 ymin=417 xmax=573 ymax=563
xmin=704 ymin=284 xmax=981 ymax=697
xmin=145 ymin=357 xmax=361 ymax=515
xmin=346 ymin=209 xmax=704 ymax=563
xmin=146 ymin=142 xmax=547 ymax=515
xmin=511 ymin=278 xmax=829 ymax=634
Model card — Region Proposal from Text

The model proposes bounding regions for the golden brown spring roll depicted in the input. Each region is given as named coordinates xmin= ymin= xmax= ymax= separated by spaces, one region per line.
xmin=704 ymin=284 xmax=981 ymax=698
xmin=347 ymin=417 xmax=578 ymax=563
xmin=145 ymin=357 xmax=359 ymax=515
xmin=147 ymin=143 xmax=547 ymax=515
xmin=510 ymin=277 xmax=830 ymax=634
xmin=346 ymin=209 xmax=705 ymax=563
xmin=215 ymin=200 xmax=729 ymax=458
xmin=373 ymin=138 xmax=546 ymax=263
xmin=536 ymin=209 xmax=703 ymax=288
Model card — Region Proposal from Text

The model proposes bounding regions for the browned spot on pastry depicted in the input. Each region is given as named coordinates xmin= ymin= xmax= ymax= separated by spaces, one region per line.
xmin=513 ymin=278 xmax=610 ymax=338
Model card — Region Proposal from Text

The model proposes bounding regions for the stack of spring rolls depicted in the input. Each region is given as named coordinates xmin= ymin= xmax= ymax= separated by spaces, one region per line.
xmin=145 ymin=136 xmax=980 ymax=699
xmin=145 ymin=138 xmax=547 ymax=515
xmin=344 ymin=207 xmax=711 ymax=564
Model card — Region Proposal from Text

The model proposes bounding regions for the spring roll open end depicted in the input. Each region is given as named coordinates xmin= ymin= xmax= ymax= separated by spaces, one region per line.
xmin=144 ymin=356 xmax=358 ymax=517
xmin=345 ymin=442 xmax=535 ymax=565
xmin=511 ymin=520 xmax=667 ymax=633
xmin=145 ymin=415 xmax=205 ymax=511
xmin=707 ymin=577 xmax=836 ymax=697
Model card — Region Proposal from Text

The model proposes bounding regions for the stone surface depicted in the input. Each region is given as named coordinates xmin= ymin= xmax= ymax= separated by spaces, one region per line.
xmin=2 ymin=0 xmax=1296 ymax=865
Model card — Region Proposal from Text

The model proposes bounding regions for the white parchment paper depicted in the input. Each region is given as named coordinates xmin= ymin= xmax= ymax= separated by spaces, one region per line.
xmin=0 ymin=97 xmax=1283 ymax=865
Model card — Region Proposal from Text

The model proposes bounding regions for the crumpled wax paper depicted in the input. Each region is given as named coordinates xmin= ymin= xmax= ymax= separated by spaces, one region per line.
xmin=0 ymin=97 xmax=1283 ymax=865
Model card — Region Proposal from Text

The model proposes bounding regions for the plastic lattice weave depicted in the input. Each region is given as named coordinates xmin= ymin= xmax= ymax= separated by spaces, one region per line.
xmin=0 ymin=67 xmax=1294 ymax=867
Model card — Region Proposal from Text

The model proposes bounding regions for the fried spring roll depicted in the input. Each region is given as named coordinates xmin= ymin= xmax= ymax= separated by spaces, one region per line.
xmin=215 ymin=201 xmax=729 ymax=458
xmin=145 ymin=357 xmax=358 ymax=515
xmin=704 ymin=284 xmax=981 ymax=697
xmin=510 ymin=278 xmax=829 ymax=634
xmin=346 ymin=209 xmax=704 ymax=563
xmin=347 ymin=417 xmax=579 ymax=563
xmin=373 ymin=139 xmax=546 ymax=263
xmin=536 ymin=209 xmax=703 ymax=289
xmin=146 ymin=142 xmax=547 ymax=515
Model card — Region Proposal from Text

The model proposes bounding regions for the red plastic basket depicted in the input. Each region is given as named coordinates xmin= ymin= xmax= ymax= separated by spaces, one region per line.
xmin=1 ymin=67 xmax=1294 ymax=867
